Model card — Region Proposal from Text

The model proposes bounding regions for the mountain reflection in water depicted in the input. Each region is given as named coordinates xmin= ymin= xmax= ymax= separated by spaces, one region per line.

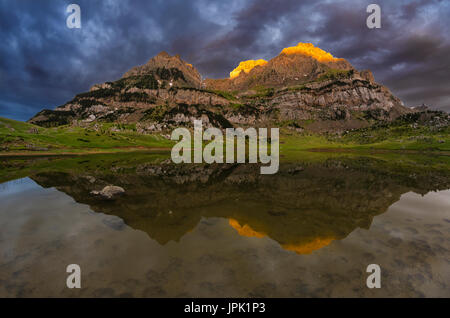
xmin=0 ymin=153 xmax=449 ymax=297
xmin=17 ymin=154 xmax=450 ymax=252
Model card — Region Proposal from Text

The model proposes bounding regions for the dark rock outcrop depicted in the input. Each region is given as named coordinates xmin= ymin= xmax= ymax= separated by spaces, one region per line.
xmin=122 ymin=51 xmax=202 ymax=88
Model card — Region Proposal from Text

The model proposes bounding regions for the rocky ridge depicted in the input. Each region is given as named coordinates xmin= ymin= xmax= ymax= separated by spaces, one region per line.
xmin=28 ymin=43 xmax=421 ymax=133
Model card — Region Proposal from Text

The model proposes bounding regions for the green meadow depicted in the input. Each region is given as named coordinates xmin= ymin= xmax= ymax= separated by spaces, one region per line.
xmin=1 ymin=116 xmax=449 ymax=156
xmin=0 ymin=117 xmax=173 ymax=154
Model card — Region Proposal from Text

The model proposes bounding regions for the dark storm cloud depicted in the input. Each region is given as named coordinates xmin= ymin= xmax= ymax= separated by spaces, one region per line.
xmin=0 ymin=0 xmax=449 ymax=120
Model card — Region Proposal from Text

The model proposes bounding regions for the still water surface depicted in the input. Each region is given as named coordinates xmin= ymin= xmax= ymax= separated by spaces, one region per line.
xmin=0 ymin=154 xmax=449 ymax=297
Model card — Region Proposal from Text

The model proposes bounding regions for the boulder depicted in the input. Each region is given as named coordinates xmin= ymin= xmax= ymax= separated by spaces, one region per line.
xmin=91 ymin=185 xmax=125 ymax=200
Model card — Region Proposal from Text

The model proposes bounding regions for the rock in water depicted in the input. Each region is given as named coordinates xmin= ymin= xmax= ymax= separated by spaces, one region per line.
xmin=91 ymin=185 xmax=125 ymax=200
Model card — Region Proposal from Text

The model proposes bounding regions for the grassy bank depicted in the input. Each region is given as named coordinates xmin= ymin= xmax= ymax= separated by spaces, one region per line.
xmin=1 ymin=116 xmax=449 ymax=156
xmin=0 ymin=117 xmax=173 ymax=154
xmin=280 ymin=122 xmax=450 ymax=152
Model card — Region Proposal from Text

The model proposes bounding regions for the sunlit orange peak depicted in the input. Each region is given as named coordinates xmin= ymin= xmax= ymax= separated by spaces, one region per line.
xmin=281 ymin=42 xmax=339 ymax=62
xmin=228 ymin=219 xmax=266 ymax=238
xmin=228 ymin=218 xmax=335 ymax=255
xmin=282 ymin=237 xmax=335 ymax=255
xmin=230 ymin=59 xmax=268 ymax=79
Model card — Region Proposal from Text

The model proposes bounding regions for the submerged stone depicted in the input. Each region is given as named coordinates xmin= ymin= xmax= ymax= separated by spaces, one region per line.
xmin=90 ymin=185 xmax=125 ymax=200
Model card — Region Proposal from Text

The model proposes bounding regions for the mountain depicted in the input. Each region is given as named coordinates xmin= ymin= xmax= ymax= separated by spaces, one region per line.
xmin=206 ymin=42 xmax=355 ymax=90
xmin=122 ymin=51 xmax=202 ymax=88
xmin=29 ymin=42 xmax=413 ymax=133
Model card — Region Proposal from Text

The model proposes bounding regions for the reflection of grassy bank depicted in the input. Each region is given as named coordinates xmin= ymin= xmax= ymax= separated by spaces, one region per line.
xmin=0 ymin=152 xmax=170 ymax=184
xmin=281 ymin=151 xmax=450 ymax=185
xmin=1 ymin=149 xmax=449 ymax=185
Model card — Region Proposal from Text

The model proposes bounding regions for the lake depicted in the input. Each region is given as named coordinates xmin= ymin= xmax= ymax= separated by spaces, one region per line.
xmin=0 ymin=152 xmax=449 ymax=297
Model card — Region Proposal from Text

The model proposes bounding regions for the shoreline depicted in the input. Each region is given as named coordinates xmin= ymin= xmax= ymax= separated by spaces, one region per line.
xmin=1 ymin=147 xmax=449 ymax=158
xmin=307 ymin=148 xmax=450 ymax=156
xmin=0 ymin=147 xmax=172 ymax=157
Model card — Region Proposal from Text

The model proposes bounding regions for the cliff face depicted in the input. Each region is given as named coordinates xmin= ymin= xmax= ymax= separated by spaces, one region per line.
xmin=28 ymin=43 xmax=411 ymax=132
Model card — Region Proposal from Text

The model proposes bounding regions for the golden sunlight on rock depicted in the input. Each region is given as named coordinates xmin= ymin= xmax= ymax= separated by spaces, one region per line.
xmin=281 ymin=42 xmax=341 ymax=62
xmin=282 ymin=238 xmax=335 ymax=255
xmin=229 ymin=59 xmax=268 ymax=79
xmin=228 ymin=218 xmax=335 ymax=254
xmin=228 ymin=218 xmax=266 ymax=238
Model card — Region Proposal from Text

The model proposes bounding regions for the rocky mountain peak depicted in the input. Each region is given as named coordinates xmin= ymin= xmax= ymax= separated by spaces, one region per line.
xmin=155 ymin=51 xmax=171 ymax=58
xmin=28 ymin=42 xmax=413 ymax=133
xmin=205 ymin=42 xmax=355 ymax=91
xmin=280 ymin=42 xmax=342 ymax=62
xmin=123 ymin=51 xmax=202 ymax=88
xmin=229 ymin=59 xmax=268 ymax=79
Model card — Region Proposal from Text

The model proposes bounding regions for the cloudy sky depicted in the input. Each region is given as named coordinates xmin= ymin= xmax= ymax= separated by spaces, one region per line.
xmin=1 ymin=0 xmax=449 ymax=120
